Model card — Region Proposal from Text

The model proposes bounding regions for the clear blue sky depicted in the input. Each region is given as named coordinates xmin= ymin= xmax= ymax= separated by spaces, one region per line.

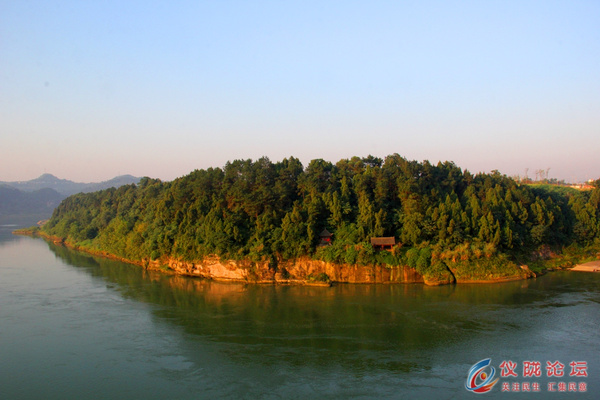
xmin=2 ymin=0 xmax=599 ymax=183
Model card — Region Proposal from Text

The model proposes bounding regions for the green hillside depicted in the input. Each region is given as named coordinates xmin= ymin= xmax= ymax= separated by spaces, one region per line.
xmin=41 ymin=155 xmax=600 ymax=282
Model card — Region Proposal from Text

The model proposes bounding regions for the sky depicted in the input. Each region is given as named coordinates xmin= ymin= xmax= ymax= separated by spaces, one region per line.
xmin=1 ymin=0 xmax=599 ymax=183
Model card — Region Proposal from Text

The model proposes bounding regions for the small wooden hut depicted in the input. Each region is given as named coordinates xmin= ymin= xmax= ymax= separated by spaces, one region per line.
xmin=319 ymin=229 xmax=333 ymax=246
xmin=370 ymin=237 xmax=395 ymax=250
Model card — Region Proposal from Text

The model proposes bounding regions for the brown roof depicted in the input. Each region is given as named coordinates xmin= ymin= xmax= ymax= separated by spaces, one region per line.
xmin=320 ymin=229 xmax=332 ymax=237
xmin=370 ymin=237 xmax=396 ymax=246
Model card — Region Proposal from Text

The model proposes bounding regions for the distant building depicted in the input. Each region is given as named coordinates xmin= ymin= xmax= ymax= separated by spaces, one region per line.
xmin=370 ymin=237 xmax=396 ymax=250
xmin=570 ymin=183 xmax=594 ymax=190
xmin=319 ymin=229 xmax=333 ymax=246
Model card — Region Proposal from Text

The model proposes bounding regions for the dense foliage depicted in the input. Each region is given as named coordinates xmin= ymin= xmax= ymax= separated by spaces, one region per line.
xmin=43 ymin=155 xmax=600 ymax=280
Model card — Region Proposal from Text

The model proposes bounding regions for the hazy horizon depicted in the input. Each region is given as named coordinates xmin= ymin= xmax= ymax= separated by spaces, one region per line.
xmin=1 ymin=153 xmax=597 ymax=185
xmin=2 ymin=1 xmax=599 ymax=183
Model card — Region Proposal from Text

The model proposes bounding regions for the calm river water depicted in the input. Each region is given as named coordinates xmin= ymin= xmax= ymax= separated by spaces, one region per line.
xmin=1 ymin=224 xmax=598 ymax=399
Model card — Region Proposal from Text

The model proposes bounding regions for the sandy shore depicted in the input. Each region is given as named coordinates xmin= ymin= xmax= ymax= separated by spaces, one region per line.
xmin=571 ymin=260 xmax=600 ymax=272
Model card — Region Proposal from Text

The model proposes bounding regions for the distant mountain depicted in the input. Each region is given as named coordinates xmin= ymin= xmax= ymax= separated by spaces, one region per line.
xmin=0 ymin=174 xmax=141 ymax=224
xmin=1 ymin=174 xmax=140 ymax=196
xmin=0 ymin=185 xmax=64 ymax=217
xmin=83 ymin=175 xmax=141 ymax=194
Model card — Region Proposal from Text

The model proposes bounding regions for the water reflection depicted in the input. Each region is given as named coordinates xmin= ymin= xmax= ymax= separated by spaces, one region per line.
xmin=0 ymin=226 xmax=25 ymax=247
xmin=45 ymin=239 xmax=600 ymax=376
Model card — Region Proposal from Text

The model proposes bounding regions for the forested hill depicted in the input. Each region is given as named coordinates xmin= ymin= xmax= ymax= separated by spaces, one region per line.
xmin=42 ymin=155 xmax=600 ymax=281
xmin=0 ymin=185 xmax=63 ymax=217
xmin=1 ymin=173 xmax=140 ymax=196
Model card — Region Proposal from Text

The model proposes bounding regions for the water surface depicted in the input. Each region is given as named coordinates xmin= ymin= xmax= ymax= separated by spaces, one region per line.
xmin=1 ymin=226 xmax=598 ymax=399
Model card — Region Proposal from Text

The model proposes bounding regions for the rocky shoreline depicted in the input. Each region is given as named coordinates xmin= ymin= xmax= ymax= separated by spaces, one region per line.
xmin=16 ymin=228 xmax=537 ymax=286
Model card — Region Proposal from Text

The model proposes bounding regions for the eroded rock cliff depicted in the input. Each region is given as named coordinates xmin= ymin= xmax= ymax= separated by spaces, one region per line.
xmin=148 ymin=256 xmax=425 ymax=285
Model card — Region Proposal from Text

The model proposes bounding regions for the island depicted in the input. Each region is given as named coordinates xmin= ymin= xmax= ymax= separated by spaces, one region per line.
xmin=18 ymin=155 xmax=600 ymax=285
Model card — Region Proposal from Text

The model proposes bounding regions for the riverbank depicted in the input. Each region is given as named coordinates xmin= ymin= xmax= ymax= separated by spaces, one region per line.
xmin=15 ymin=228 xmax=425 ymax=285
xmin=14 ymin=228 xmax=547 ymax=286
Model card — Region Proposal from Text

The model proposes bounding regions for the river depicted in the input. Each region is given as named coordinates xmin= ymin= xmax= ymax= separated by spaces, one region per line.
xmin=0 ymin=224 xmax=598 ymax=399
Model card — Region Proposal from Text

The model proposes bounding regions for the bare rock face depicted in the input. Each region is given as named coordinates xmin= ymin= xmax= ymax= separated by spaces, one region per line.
xmin=150 ymin=256 xmax=424 ymax=285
